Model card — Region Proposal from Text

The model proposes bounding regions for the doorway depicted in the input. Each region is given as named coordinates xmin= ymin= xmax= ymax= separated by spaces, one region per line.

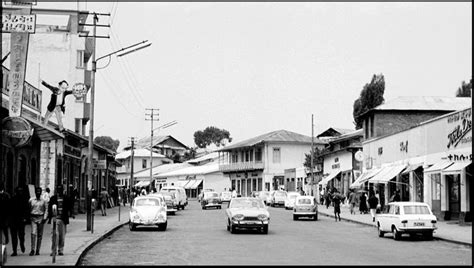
xmin=447 ymin=174 xmax=461 ymax=220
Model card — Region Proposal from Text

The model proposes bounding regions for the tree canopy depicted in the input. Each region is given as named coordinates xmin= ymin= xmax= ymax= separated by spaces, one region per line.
xmin=455 ymin=78 xmax=472 ymax=97
xmin=303 ymin=147 xmax=325 ymax=170
xmin=194 ymin=126 xmax=232 ymax=148
xmin=94 ymin=136 xmax=120 ymax=152
xmin=352 ymin=74 xmax=386 ymax=129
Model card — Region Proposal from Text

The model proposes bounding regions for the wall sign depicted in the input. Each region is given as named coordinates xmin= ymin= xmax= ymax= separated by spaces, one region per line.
xmin=2 ymin=13 xmax=36 ymax=33
xmin=400 ymin=140 xmax=408 ymax=153
xmin=1 ymin=116 xmax=33 ymax=147
xmin=72 ymin=82 xmax=88 ymax=102
xmin=447 ymin=109 xmax=472 ymax=149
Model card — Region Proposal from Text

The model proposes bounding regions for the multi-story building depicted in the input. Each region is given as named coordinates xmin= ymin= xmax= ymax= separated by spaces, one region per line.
xmin=217 ymin=129 xmax=326 ymax=196
xmin=126 ymin=135 xmax=189 ymax=160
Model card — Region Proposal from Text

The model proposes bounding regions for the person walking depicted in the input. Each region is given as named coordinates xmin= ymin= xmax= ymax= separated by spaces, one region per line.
xmin=0 ymin=185 xmax=11 ymax=246
xmin=332 ymin=189 xmax=343 ymax=222
xmin=48 ymin=184 xmax=74 ymax=256
xmin=324 ymin=190 xmax=332 ymax=209
xmin=121 ymin=187 xmax=128 ymax=206
xmin=28 ymin=186 xmax=48 ymax=256
xmin=368 ymin=192 xmax=379 ymax=222
xmin=9 ymin=186 xmax=29 ymax=256
xmin=99 ymin=187 xmax=109 ymax=216
xmin=348 ymin=189 xmax=358 ymax=215
xmin=359 ymin=192 xmax=368 ymax=214
xmin=393 ymin=189 xmax=401 ymax=202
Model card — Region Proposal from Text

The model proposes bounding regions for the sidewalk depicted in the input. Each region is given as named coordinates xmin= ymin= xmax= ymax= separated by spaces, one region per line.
xmin=317 ymin=204 xmax=472 ymax=247
xmin=3 ymin=205 xmax=129 ymax=266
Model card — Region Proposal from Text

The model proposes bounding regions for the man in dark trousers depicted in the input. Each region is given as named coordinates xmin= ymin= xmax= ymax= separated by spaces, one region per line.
xmin=48 ymin=184 xmax=74 ymax=256
xmin=41 ymin=80 xmax=73 ymax=131
xmin=0 ymin=185 xmax=11 ymax=246
xmin=9 ymin=186 xmax=29 ymax=256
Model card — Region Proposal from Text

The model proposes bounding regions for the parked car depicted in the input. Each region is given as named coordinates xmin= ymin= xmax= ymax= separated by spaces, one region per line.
xmin=265 ymin=190 xmax=275 ymax=205
xmin=157 ymin=191 xmax=179 ymax=215
xmin=293 ymin=195 xmax=318 ymax=221
xmin=220 ymin=191 xmax=232 ymax=202
xmin=198 ymin=188 xmax=215 ymax=202
xmin=129 ymin=195 xmax=167 ymax=231
xmin=257 ymin=191 xmax=270 ymax=205
xmin=202 ymin=192 xmax=222 ymax=209
xmin=161 ymin=186 xmax=188 ymax=210
xmin=376 ymin=202 xmax=437 ymax=240
xmin=269 ymin=190 xmax=287 ymax=207
xmin=225 ymin=197 xmax=270 ymax=234
xmin=284 ymin=192 xmax=301 ymax=210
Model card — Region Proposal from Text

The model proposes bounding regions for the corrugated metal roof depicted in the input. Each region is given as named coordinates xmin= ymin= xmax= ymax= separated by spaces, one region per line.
xmin=134 ymin=163 xmax=191 ymax=178
xmin=156 ymin=163 xmax=220 ymax=178
xmin=186 ymin=152 xmax=221 ymax=164
xmin=371 ymin=96 xmax=471 ymax=112
xmin=116 ymin=148 xmax=165 ymax=160
xmin=217 ymin=129 xmax=326 ymax=151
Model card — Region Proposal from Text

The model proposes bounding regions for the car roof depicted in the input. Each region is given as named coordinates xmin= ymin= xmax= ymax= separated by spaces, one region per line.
xmin=135 ymin=195 xmax=161 ymax=200
xmin=296 ymin=195 xmax=315 ymax=199
xmin=388 ymin=202 xmax=429 ymax=206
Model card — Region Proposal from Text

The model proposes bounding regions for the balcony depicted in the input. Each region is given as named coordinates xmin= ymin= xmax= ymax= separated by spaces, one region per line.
xmin=219 ymin=162 xmax=264 ymax=172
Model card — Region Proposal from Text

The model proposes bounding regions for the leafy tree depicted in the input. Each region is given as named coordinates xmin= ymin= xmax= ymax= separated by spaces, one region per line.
xmin=94 ymin=136 xmax=120 ymax=152
xmin=193 ymin=126 xmax=232 ymax=148
xmin=353 ymin=74 xmax=386 ymax=129
xmin=303 ymin=147 xmax=325 ymax=170
xmin=455 ymin=78 xmax=472 ymax=97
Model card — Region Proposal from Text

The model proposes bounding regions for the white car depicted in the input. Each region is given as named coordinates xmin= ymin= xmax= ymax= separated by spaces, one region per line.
xmin=161 ymin=186 xmax=188 ymax=210
xmin=157 ymin=191 xmax=179 ymax=215
xmin=129 ymin=196 xmax=167 ymax=231
xmin=225 ymin=197 xmax=270 ymax=234
xmin=265 ymin=191 xmax=275 ymax=205
xmin=220 ymin=191 xmax=232 ymax=202
xmin=376 ymin=202 xmax=437 ymax=240
xmin=284 ymin=192 xmax=301 ymax=210
xmin=269 ymin=190 xmax=287 ymax=207
xmin=293 ymin=196 xmax=318 ymax=220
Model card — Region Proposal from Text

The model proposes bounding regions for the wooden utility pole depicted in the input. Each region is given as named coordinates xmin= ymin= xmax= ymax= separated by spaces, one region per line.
xmin=145 ymin=108 xmax=159 ymax=191
xmin=311 ymin=114 xmax=315 ymax=196
xmin=129 ymin=137 xmax=136 ymax=189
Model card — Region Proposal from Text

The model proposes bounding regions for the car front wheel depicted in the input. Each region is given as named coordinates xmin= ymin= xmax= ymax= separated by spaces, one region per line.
xmin=377 ymin=225 xmax=384 ymax=237
xmin=293 ymin=215 xmax=298 ymax=221
xmin=423 ymin=231 xmax=433 ymax=240
xmin=129 ymin=221 xmax=136 ymax=231
xmin=393 ymin=227 xmax=401 ymax=240
xmin=261 ymin=225 xmax=268 ymax=234
xmin=159 ymin=221 xmax=167 ymax=231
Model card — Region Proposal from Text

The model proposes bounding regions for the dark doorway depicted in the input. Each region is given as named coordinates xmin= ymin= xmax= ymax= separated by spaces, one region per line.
xmin=18 ymin=155 xmax=27 ymax=187
xmin=31 ymin=158 xmax=37 ymax=186
xmin=447 ymin=174 xmax=461 ymax=220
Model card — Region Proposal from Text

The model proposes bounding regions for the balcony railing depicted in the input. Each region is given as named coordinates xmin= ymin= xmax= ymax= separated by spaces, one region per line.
xmin=219 ymin=161 xmax=264 ymax=172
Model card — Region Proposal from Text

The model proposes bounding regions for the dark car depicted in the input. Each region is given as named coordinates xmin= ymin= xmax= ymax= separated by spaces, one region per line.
xmin=201 ymin=192 xmax=222 ymax=210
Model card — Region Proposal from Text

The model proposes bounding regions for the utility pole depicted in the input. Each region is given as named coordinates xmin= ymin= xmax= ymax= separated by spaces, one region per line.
xmin=311 ymin=114 xmax=315 ymax=196
xmin=145 ymin=108 xmax=159 ymax=191
xmin=129 ymin=137 xmax=136 ymax=190
xmin=78 ymin=11 xmax=110 ymax=232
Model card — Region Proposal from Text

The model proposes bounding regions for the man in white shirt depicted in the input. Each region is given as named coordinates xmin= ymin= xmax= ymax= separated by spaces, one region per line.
xmin=28 ymin=187 xmax=48 ymax=256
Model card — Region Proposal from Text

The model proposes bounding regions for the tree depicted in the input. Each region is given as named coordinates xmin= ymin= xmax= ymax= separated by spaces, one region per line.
xmin=94 ymin=136 xmax=120 ymax=152
xmin=352 ymin=74 xmax=386 ymax=129
xmin=455 ymin=78 xmax=472 ymax=97
xmin=303 ymin=147 xmax=325 ymax=170
xmin=193 ymin=126 xmax=232 ymax=149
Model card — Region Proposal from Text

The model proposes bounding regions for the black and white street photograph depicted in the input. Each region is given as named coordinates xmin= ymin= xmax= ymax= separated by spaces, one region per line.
xmin=0 ymin=1 xmax=472 ymax=266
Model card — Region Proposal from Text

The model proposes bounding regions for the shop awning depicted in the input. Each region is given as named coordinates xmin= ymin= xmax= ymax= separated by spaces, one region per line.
xmin=442 ymin=162 xmax=471 ymax=175
xmin=402 ymin=163 xmax=423 ymax=174
xmin=350 ymin=167 xmax=383 ymax=189
xmin=24 ymin=116 xmax=64 ymax=141
xmin=184 ymin=179 xmax=202 ymax=189
xmin=318 ymin=170 xmax=341 ymax=185
xmin=424 ymin=161 xmax=454 ymax=173
xmin=369 ymin=164 xmax=407 ymax=184
xmin=134 ymin=181 xmax=150 ymax=187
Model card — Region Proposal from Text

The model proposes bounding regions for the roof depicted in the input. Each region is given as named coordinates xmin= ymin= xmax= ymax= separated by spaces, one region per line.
xmin=115 ymin=148 xmax=165 ymax=160
xmin=328 ymin=129 xmax=364 ymax=143
xmin=134 ymin=163 xmax=191 ymax=178
xmin=317 ymin=127 xmax=354 ymax=138
xmin=217 ymin=129 xmax=326 ymax=151
xmin=130 ymin=135 xmax=188 ymax=150
xmin=156 ymin=163 xmax=220 ymax=178
xmin=186 ymin=152 xmax=221 ymax=164
xmin=359 ymin=96 xmax=472 ymax=118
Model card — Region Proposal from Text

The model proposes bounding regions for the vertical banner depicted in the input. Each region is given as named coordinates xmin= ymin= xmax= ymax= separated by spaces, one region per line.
xmin=8 ymin=32 xmax=29 ymax=116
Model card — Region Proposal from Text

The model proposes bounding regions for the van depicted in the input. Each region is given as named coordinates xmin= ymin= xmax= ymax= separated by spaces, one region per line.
xmin=160 ymin=186 xmax=188 ymax=210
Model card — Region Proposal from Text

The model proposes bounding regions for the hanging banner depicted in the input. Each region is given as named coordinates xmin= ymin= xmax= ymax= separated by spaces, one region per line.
xmin=8 ymin=32 xmax=29 ymax=116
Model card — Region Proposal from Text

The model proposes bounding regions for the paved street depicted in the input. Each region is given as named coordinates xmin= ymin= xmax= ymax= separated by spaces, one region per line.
xmin=78 ymin=201 xmax=472 ymax=266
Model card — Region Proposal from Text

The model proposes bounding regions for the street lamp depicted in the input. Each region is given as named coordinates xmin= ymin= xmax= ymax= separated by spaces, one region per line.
xmin=149 ymin=120 xmax=177 ymax=190
xmin=86 ymin=14 xmax=151 ymax=231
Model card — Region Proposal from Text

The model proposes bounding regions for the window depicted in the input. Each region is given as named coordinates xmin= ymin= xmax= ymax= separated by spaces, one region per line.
xmin=255 ymin=148 xmax=262 ymax=162
xmin=370 ymin=116 xmax=375 ymax=137
xmin=142 ymin=159 xmax=147 ymax=169
xmin=395 ymin=206 xmax=400 ymax=215
xmin=245 ymin=151 xmax=250 ymax=162
xmin=257 ymin=178 xmax=262 ymax=191
xmin=431 ymin=173 xmax=441 ymax=200
xmin=76 ymin=50 xmax=85 ymax=68
xmin=403 ymin=205 xmax=430 ymax=215
xmin=273 ymin=148 xmax=281 ymax=163
xmin=75 ymin=118 xmax=81 ymax=133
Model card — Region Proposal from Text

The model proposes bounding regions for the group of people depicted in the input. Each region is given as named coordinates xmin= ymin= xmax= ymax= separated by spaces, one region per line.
xmin=0 ymin=184 xmax=74 ymax=257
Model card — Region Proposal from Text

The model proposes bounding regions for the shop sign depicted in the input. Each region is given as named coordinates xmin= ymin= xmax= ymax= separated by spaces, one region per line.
xmin=447 ymin=109 xmax=472 ymax=149
xmin=72 ymin=83 xmax=88 ymax=103
xmin=447 ymin=153 xmax=472 ymax=162
xmin=8 ymin=32 xmax=29 ymax=116
xmin=92 ymin=159 xmax=106 ymax=169
xmin=2 ymin=66 xmax=42 ymax=112
xmin=1 ymin=116 xmax=33 ymax=147
xmin=64 ymin=144 xmax=81 ymax=159
xmin=2 ymin=13 xmax=36 ymax=33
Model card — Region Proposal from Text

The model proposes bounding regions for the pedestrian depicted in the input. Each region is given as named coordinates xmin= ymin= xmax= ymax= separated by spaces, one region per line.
xmin=140 ymin=187 xmax=147 ymax=196
xmin=0 ymin=185 xmax=11 ymax=246
xmin=393 ymin=189 xmax=401 ymax=202
xmin=319 ymin=188 xmax=325 ymax=205
xmin=9 ymin=186 xmax=29 ymax=256
xmin=348 ymin=189 xmax=358 ymax=215
xmin=48 ymin=184 xmax=74 ymax=256
xmin=121 ymin=187 xmax=127 ymax=206
xmin=99 ymin=187 xmax=109 ymax=216
xmin=332 ymin=189 xmax=343 ymax=221
xmin=299 ymin=187 xmax=305 ymax=196
xmin=41 ymin=187 xmax=51 ymax=203
xmin=231 ymin=188 xmax=237 ymax=198
xmin=359 ymin=192 xmax=368 ymax=214
xmin=28 ymin=186 xmax=48 ymax=256
xmin=368 ymin=192 xmax=379 ymax=222
xmin=324 ymin=190 xmax=332 ymax=209
xmin=375 ymin=190 xmax=382 ymax=213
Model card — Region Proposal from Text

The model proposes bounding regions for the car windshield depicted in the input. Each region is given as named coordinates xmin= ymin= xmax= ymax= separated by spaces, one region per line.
xmin=403 ymin=205 xmax=431 ymax=215
xmin=230 ymin=199 xmax=265 ymax=209
xmin=205 ymin=192 xmax=219 ymax=198
xmin=135 ymin=198 xmax=160 ymax=206
xmin=297 ymin=198 xmax=312 ymax=205
xmin=159 ymin=192 xmax=175 ymax=198
xmin=289 ymin=194 xmax=299 ymax=199
xmin=222 ymin=192 xmax=231 ymax=196
xmin=275 ymin=192 xmax=287 ymax=197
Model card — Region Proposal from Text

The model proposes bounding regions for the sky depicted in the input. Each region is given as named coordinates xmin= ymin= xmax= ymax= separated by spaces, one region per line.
xmin=29 ymin=2 xmax=472 ymax=152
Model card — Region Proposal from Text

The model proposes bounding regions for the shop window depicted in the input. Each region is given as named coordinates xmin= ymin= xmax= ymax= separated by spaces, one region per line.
xmin=255 ymin=148 xmax=262 ymax=162
xmin=252 ymin=179 xmax=257 ymax=192
xmin=76 ymin=50 xmax=85 ymax=69
xmin=273 ymin=148 xmax=281 ymax=163
xmin=431 ymin=173 xmax=441 ymax=200
xmin=257 ymin=178 xmax=262 ymax=191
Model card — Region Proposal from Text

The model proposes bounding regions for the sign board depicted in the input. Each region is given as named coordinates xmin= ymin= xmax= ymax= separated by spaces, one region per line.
xmin=93 ymin=159 xmax=107 ymax=170
xmin=1 ymin=116 xmax=33 ymax=147
xmin=354 ymin=150 xmax=364 ymax=162
xmin=3 ymin=1 xmax=37 ymax=5
xmin=2 ymin=14 xmax=36 ymax=33
xmin=72 ymin=82 xmax=88 ymax=102
xmin=8 ymin=32 xmax=30 ymax=116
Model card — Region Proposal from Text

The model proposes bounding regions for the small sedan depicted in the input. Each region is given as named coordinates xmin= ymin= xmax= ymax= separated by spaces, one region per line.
xmin=256 ymin=191 xmax=270 ymax=205
xmin=220 ymin=191 xmax=232 ymax=203
xmin=293 ymin=196 xmax=318 ymax=220
xmin=376 ymin=202 xmax=437 ymax=240
xmin=158 ymin=191 xmax=179 ymax=214
xmin=226 ymin=197 xmax=270 ymax=234
xmin=198 ymin=189 xmax=215 ymax=203
xmin=201 ymin=192 xmax=222 ymax=209
xmin=129 ymin=196 xmax=167 ymax=231
xmin=269 ymin=190 xmax=287 ymax=207
xmin=284 ymin=192 xmax=301 ymax=210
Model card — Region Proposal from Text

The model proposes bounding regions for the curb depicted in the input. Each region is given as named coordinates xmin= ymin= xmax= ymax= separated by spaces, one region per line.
xmin=75 ymin=221 xmax=128 ymax=266
xmin=318 ymin=211 xmax=472 ymax=247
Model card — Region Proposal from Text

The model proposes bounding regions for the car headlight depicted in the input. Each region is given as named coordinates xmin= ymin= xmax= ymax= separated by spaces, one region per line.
xmin=133 ymin=214 xmax=140 ymax=220
xmin=155 ymin=214 xmax=165 ymax=221
xmin=257 ymin=214 xmax=268 ymax=221
xmin=232 ymin=214 xmax=244 ymax=221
